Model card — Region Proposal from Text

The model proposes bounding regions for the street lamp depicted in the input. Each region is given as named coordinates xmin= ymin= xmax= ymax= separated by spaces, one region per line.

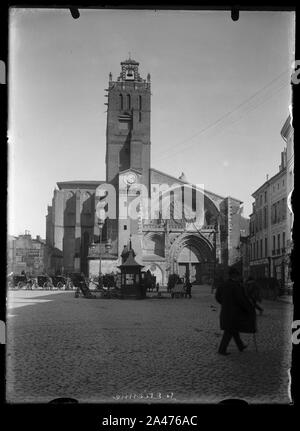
xmin=97 ymin=218 xmax=105 ymax=288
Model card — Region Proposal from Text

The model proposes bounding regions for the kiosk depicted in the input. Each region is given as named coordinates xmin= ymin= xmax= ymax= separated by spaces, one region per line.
xmin=118 ymin=247 xmax=145 ymax=299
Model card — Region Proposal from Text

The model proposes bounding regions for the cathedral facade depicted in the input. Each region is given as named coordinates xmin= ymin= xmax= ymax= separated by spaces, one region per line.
xmin=45 ymin=58 xmax=248 ymax=284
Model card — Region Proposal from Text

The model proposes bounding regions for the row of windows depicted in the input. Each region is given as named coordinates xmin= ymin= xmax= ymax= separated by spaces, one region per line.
xmin=272 ymin=179 xmax=285 ymax=192
xmin=250 ymin=206 xmax=268 ymax=234
xmin=255 ymin=179 xmax=286 ymax=208
xmin=251 ymin=238 xmax=268 ymax=260
xmin=251 ymin=231 xmax=286 ymax=260
xmin=256 ymin=191 xmax=268 ymax=208
xmin=271 ymin=198 xmax=286 ymax=224
xmin=119 ymin=94 xmax=142 ymax=111
xmin=65 ymin=196 xmax=93 ymax=214
xmin=250 ymin=197 xmax=287 ymax=234
xmin=272 ymin=232 xmax=286 ymax=253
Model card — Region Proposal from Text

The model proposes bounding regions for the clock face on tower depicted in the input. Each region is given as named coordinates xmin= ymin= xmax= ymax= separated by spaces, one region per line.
xmin=124 ymin=172 xmax=137 ymax=185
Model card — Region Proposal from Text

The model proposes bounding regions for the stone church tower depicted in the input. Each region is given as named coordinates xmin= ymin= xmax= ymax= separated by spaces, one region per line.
xmin=103 ymin=58 xmax=152 ymax=259
xmin=105 ymin=58 xmax=151 ymax=189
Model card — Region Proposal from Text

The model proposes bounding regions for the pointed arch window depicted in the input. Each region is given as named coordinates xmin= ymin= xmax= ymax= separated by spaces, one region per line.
xmin=119 ymin=94 xmax=123 ymax=110
xmin=66 ymin=191 xmax=76 ymax=214
xmin=127 ymin=94 xmax=131 ymax=110
xmin=82 ymin=191 xmax=92 ymax=214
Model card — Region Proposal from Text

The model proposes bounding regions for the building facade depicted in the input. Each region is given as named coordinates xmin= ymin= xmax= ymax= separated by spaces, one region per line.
xmin=281 ymin=114 xmax=294 ymax=285
xmin=46 ymin=58 xmax=248 ymax=284
xmin=7 ymin=231 xmax=46 ymax=276
xmin=249 ymin=116 xmax=293 ymax=289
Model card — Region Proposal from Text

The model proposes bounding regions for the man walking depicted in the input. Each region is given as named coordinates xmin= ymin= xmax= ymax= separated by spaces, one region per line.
xmin=185 ymin=278 xmax=192 ymax=298
xmin=215 ymin=267 xmax=256 ymax=355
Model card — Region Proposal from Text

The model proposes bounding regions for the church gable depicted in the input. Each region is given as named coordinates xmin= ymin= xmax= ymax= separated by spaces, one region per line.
xmin=150 ymin=167 xmax=225 ymax=211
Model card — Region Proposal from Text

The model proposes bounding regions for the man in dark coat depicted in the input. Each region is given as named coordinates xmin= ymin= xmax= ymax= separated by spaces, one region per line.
xmin=184 ymin=279 xmax=192 ymax=298
xmin=215 ymin=267 xmax=256 ymax=355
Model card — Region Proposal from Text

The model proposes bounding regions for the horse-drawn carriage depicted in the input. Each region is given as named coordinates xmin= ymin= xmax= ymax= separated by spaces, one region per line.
xmin=74 ymin=273 xmax=121 ymax=299
xmin=142 ymin=271 xmax=156 ymax=292
xmin=8 ymin=274 xmax=41 ymax=289
xmin=170 ymin=279 xmax=186 ymax=298
xmin=167 ymin=274 xmax=186 ymax=298
xmin=8 ymin=274 xmax=28 ymax=289
xmin=52 ymin=276 xmax=67 ymax=289
xmin=36 ymin=275 xmax=54 ymax=289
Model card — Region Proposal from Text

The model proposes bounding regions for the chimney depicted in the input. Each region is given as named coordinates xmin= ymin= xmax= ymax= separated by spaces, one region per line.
xmin=280 ymin=149 xmax=287 ymax=171
xmin=283 ymin=148 xmax=287 ymax=169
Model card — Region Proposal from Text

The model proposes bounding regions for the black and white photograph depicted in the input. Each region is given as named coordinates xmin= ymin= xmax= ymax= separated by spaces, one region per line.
xmin=6 ymin=7 xmax=294 ymax=404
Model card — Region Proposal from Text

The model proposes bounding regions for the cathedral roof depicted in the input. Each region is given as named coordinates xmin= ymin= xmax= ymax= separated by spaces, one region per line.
xmin=57 ymin=180 xmax=105 ymax=190
xmin=150 ymin=168 xmax=243 ymax=204
xmin=150 ymin=168 xmax=223 ymax=198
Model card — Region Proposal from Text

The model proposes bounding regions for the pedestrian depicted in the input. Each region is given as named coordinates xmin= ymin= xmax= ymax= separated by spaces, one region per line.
xmin=145 ymin=271 xmax=152 ymax=293
xmin=140 ymin=278 xmax=147 ymax=299
xmin=48 ymin=276 xmax=53 ymax=290
xmin=151 ymin=276 xmax=155 ymax=292
xmin=156 ymin=282 xmax=159 ymax=293
xmin=185 ymin=279 xmax=192 ymax=298
xmin=269 ymin=277 xmax=280 ymax=300
xmin=215 ymin=267 xmax=256 ymax=356
xmin=75 ymin=285 xmax=80 ymax=298
xmin=244 ymin=276 xmax=263 ymax=315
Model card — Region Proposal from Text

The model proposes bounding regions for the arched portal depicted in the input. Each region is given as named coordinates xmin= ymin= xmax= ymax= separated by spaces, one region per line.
xmin=170 ymin=233 xmax=215 ymax=284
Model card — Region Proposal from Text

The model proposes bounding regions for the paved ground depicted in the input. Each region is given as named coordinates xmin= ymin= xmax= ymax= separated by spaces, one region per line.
xmin=6 ymin=286 xmax=293 ymax=403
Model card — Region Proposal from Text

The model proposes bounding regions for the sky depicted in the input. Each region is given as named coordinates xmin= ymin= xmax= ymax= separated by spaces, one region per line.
xmin=8 ymin=8 xmax=294 ymax=238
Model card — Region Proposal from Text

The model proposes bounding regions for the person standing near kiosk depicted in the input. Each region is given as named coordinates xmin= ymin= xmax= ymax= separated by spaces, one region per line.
xmin=184 ymin=278 xmax=192 ymax=298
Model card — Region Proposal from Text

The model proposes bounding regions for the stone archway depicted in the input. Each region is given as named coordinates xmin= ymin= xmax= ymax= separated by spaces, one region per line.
xmin=170 ymin=233 xmax=215 ymax=284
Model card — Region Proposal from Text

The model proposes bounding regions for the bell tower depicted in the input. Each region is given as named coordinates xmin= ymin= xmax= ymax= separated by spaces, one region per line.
xmin=105 ymin=57 xmax=151 ymax=191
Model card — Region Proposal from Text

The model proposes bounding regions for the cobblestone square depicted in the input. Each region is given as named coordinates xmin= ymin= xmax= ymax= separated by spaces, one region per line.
xmin=6 ymin=287 xmax=292 ymax=403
